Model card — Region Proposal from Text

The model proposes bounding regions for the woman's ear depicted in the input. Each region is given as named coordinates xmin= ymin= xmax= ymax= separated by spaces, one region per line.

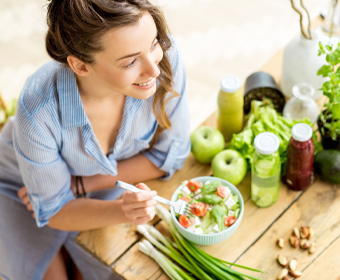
xmin=67 ymin=55 xmax=92 ymax=76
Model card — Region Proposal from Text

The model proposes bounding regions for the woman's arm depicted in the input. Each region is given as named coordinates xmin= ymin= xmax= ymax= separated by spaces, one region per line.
xmin=48 ymin=183 xmax=158 ymax=231
xmin=80 ymin=153 xmax=166 ymax=194
xmin=19 ymin=183 xmax=158 ymax=231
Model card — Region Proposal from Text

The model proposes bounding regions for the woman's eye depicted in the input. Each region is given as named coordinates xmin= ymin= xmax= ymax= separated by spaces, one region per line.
xmin=152 ymin=40 xmax=159 ymax=50
xmin=124 ymin=59 xmax=136 ymax=68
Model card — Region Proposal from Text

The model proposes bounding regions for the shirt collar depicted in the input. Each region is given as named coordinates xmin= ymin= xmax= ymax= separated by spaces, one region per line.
xmin=56 ymin=66 xmax=147 ymax=130
xmin=57 ymin=67 xmax=89 ymax=129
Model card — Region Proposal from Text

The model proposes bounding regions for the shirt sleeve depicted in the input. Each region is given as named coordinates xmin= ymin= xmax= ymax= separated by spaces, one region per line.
xmin=142 ymin=38 xmax=191 ymax=180
xmin=13 ymin=100 xmax=74 ymax=227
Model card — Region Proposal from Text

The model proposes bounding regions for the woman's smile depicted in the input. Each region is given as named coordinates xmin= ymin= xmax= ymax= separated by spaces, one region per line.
xmin=132 ymin=78 xmax=156 ymax=90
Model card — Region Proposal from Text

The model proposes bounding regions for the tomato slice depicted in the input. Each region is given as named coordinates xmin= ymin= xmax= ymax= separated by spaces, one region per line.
xmin=187 ymin=180 xmax=202 ymax=192
xmin=217 ymin=186 xmax=228 ymax=198
xmin=178 ymin=196 xmax=191 ymax=203
xmin=224 ymin=216 xmax=237 ymax=227
xmin=179 ymin=215 xmax=192 ymax=228
xmin=201 ymin=203 xmax=209 ymax=217
xmin=190 ymin=202 xmax=205 ymax=216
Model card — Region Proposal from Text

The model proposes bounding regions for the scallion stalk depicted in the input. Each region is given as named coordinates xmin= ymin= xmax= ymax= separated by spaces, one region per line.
xmin=137 ymin=225 xmax=202 ymax=279
xmin=155 ymin=205 xmax=263 ymax=280
xmin=139 ymin=240 xmax=182 ymax=280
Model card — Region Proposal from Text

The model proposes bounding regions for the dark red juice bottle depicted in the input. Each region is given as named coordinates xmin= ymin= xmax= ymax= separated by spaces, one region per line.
xmin=285 ymin=123 xmax=315 ymax=191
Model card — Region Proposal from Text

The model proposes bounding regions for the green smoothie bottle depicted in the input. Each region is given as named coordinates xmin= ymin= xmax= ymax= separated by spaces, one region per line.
xmin=217 ymin=76 xmax=244 ymax=142
xmin=251 ymin=132 xmax=281 ymax=207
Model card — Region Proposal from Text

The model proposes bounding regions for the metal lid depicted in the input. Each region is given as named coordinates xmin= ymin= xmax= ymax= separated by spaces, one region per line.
xmin=254 ymin=132 xmax=280 ymax=154
xmin=220 ymin=76 xmax=241 ymax=93
xmin=291 ymin=123 xmax=313 ymax=142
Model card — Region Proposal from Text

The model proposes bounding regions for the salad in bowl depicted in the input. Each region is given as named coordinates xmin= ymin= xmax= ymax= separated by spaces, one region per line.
xmin=170 ymin=176 xmax=244 ymax=245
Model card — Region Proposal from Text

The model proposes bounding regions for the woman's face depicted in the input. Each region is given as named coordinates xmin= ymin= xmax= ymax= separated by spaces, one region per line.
xmin=89 ymin=12 xmax=163 ymax=100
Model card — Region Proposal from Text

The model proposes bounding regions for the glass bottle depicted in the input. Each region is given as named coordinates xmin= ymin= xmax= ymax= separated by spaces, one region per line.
xmin=217 ymin=76 xmax=244 ymax=142
xmin=315 ymin=0 xmax=340 ymax=46
xmin=251 ymin=132 xmax=281 ymax=208
xmin=284 ymin=123 xmax=315 ymax=191
xmin=283 ymin=83 xmax=319 ymax=124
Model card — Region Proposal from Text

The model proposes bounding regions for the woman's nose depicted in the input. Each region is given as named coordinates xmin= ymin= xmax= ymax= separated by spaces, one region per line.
xmin=142 ymin=55 xmax=161 ymax=78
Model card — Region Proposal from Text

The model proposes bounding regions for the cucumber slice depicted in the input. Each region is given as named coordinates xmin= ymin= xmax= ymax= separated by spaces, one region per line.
xmin=256 ymin=194 xmax=273 ymax=207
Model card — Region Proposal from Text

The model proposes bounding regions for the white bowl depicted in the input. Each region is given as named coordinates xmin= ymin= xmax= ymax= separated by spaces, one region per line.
xmin=170 ymin=176 xmax=244 ymax=245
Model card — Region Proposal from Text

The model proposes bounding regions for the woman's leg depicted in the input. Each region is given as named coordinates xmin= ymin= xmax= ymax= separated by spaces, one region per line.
xmin=0 ymin=194 xmax=68 ymax=280
xmin=43 ymin=248 xmax=68 ymax=280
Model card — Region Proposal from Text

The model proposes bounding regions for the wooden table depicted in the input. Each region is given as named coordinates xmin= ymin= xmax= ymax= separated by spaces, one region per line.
xmin=76 ymin=16 xmax=340 ymax=280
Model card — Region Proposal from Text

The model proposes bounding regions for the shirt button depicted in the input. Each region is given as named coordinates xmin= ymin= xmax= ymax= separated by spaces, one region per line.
xmin=174 ymin=142 xmax=179 ymax=148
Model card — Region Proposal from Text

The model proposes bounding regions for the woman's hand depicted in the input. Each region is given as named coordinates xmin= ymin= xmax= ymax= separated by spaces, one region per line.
xmin=17 ymin=186 xmax=35 ymax=218
xmin=121 ymin=183 xmax=158 ymax=225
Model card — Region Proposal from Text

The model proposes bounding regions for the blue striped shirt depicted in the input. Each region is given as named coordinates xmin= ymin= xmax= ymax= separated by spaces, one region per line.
xmin=0 ymin=39 xmax=191 ymax=227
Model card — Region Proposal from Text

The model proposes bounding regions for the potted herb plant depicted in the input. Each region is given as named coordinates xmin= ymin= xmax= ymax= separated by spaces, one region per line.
xmin=316 ymin=43 xmax=340 ymax=150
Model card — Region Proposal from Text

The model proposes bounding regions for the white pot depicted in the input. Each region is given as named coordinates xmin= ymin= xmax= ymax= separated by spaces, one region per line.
xmin=281 ymin=32 xmax=327 ymax=100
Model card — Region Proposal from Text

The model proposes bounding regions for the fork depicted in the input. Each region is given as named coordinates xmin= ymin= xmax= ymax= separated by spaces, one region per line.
xmin=115 ymin=181 xmax=193 ymax=217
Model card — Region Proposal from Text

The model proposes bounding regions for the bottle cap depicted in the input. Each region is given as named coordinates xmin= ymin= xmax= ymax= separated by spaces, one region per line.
xmin=291 ymin=123 xmax=313 ymax=142
xmin=254 ymin=132 xmax=280 ymax=155
xmin=220 ymin=76 xmax=241 ymax=93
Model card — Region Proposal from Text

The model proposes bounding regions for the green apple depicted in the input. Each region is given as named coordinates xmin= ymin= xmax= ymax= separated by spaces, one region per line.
xmin=190 ymin=126 xmax=225 ymax=164
xmin=211 ymin=149 xmax=247 ymax=185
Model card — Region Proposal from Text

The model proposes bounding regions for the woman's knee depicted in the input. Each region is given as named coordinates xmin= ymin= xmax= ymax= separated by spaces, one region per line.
xmin=43 ymin=248 xmax=68 ymax=280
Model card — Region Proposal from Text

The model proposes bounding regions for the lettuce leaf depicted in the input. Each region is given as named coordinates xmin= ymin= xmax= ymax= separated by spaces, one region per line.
xmin=227 ymin=99 xmax=322 ymax=174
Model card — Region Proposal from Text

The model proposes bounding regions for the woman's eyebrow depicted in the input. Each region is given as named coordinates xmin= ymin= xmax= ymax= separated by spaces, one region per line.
xmin=116 ymin=33 xmax=158 ymax=61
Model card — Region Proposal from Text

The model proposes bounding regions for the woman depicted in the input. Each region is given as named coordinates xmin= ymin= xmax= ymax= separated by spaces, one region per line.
xmin=0 ymin=1 xmax=190 ymax=279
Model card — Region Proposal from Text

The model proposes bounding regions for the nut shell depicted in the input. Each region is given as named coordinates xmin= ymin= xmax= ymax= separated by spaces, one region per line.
xmin=290 ymin=236 xmax=299 ymax=248
xmin=307 ymin=227 xmax=313 ymax=240
xmin=277 ymin=238 xmax=284 ymax=248
xmin=292 ymin=227 xmax=300 ymax=239
xmin=300 ymin=226 xmax=308 ymax=239
xmin=277 ymin=268 xmax=288 ymax=280
xmin=289 ymin=270 xmax=302 ymax=277
xmin=277 ymin=254 xmax=288 ymax=267
xmin=288 ymin=258 xmax=298 ymax=271
xmin=309 ymin=242 xmax=316 ymax=254
xmin=300 ymin=239 xmax=309 ymax=250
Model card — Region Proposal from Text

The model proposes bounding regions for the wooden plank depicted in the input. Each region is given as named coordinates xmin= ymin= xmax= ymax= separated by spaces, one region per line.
xmin=232 ymin=180 xmax=340 ymax=279
xmin=300 ymin=234 xmax=340 ymax=279
xmin=76 ymin=223 xmax=139 ymax=267
xmin=111 ymin=221 xmax=172 ymax=280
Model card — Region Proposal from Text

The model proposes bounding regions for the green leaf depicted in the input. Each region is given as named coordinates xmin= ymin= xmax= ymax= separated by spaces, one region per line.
xmin=335 ymin=95 xmax=340 ymax=103
xmin=319 ymin=42 xmax=325 ymax=51
xmin=323 ymin=81 xmax=334 ymax=93
xmin=326 ymin=52 xmax=340 ymax=66
xmin=211 ymin=205 xmax=225 ymax=231
xmin=324 ymin=122 xmax=331 ymax=129
xmin=318 ymin=65 xmax=333 ymax=77
xmin=334 ymin=120 xmax=340 ymax=129
xmin=326 ymin=44 xmax=333 ymax=51
xmin=332 ymin=103 xmax=340 ymax=119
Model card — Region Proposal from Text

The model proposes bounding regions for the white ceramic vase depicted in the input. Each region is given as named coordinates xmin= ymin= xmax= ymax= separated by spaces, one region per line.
xmin=281 ymin=32 xmax=327 ymax=100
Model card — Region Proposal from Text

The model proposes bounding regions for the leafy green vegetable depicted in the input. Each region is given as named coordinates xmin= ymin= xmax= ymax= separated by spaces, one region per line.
xmin=211 ymin=205 xmax=225 ymax=231
xmin=201 ymin=180 xmax=221 ymax=194
xmin=227 ymin=99 xmax=322 ymax=173
xmin=201 ymin=211 xmax=213 ymax=233
xmin=197 ymin=194 xmax=223 ymax=204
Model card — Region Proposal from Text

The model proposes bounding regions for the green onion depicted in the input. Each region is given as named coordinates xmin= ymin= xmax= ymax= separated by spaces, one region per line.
xmin=137 ymin=225 xmax=203 ymax=279
xmin=155 ymin=204 xmax=263 ymax=280
xmin=139 ymin=240 xmax=183 ymax=280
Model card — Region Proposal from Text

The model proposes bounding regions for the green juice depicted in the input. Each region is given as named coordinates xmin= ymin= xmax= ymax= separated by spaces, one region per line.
xmin=217 ymin=76 xmax=244 ymax=142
